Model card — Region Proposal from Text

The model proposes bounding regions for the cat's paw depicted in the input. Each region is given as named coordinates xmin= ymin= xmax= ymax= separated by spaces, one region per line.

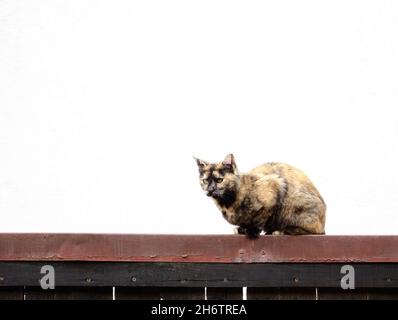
xmin=272 ymin=230 xmax=285 ymax=235
xmin=235 ymin=226 xmax=261 ymax=238
xmin=246 ymin=230 xmax=260 ymax=239
xmin=245 ymin=227 xmax=261 ymax=238
xmin=234 ymin=226 xmax=246 ymax=235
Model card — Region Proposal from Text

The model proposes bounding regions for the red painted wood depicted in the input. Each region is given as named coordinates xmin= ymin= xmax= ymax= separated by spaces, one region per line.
xmin=0 ymin=234 xmax=397 ymax=263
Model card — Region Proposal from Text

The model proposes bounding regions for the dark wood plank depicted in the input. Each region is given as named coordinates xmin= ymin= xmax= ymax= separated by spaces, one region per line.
xmin=158 ymin=288 xmax=204 ymax=300
xmin=24 ymin=287 xmax=112 ymax=300
xmin=247 ymin=288 xmax=279 ymax=300
xmin=366 ymin=288 xmax=398 ymax=300
xmin=116 ymin=287 xmax=204 ymax=300
xmin=1 ymin=262 xmax=397 ymax=288
xmin=247 ymin=287 xmax=316 ymax=300
xmin=318 ymin=288 xmax=368 ymax=300
xmin=0 ymin=287 xmax=24 ymax=300
xmin=116 ymin=287 xmax=162 ymax=300
xmin=206 ymin=287 xmax=242 ymax=300
xmin=1 ymin=234 xmax=398 ymax=263
xmin=318 ymin=288 xmax=398 ymax=300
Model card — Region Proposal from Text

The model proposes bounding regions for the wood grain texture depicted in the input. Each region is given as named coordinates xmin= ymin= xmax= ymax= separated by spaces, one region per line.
xmin=0 ymin=287 xmax=24 ymax=300
xmin=206 ymin=287 xmax=243 ymax=300
xmin=24 ymin=287 xmax=112 ymax=300
xmin=0 ymin=262 xmax=397 ymax=288
xmin=116 ymin=287 xmax=204 ymax=300
xmin=247 ymin=287 xmax=316 ymax=300
xmin=318 ymin=288 xmax=398 ymax=300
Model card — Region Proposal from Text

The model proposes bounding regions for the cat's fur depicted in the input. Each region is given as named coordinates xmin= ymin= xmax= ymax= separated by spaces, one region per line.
xmin=195 ymin=154 xmax=326 ymax=237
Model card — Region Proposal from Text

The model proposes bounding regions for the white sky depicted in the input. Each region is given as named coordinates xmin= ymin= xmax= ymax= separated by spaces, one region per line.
xmin=0 ymin=0 xmax=397 ymax=235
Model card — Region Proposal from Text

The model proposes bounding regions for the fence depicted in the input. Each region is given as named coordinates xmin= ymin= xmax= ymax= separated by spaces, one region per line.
xmin=0 ymin=234 xmax=397 ymax=300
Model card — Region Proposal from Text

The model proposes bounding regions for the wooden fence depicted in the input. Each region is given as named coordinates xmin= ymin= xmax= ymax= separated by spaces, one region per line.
xmin=0 ymin=234 xmax=397 ymax=300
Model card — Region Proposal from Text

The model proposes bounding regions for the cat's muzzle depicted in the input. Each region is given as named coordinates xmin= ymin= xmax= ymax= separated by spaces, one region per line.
xmin=207 ymin=189 xmax=221 ymax=198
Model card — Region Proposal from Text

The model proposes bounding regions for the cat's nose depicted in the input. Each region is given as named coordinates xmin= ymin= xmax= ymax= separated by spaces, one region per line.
xmin=207 ymin=185 xmax=216 ymax=196
xmin=208 ymin=183 xmax=216 ymax=193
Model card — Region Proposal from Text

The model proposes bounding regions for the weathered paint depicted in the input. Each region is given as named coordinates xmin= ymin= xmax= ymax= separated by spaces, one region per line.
xmin=0 ymin=234 xmax=397 ymax=263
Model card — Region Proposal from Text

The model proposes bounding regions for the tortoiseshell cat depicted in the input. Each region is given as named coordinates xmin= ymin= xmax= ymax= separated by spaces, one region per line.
xmin=195 ymin=154 xmax=326 ymax=237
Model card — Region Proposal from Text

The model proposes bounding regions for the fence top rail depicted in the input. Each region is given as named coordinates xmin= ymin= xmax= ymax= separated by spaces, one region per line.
xmin=0 ymin=233 xmax=397 ymax=263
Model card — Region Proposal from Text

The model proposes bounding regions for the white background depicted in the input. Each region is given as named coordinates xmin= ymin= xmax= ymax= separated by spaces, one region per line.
xmin=1 ymin=0 xmax=397 ymax=235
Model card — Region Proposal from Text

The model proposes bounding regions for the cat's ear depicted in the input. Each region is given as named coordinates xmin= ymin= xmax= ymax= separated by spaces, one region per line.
xmin=194 ymin=157 xmax=208 ymax=171
xmin=222 ymin=153 xmax=237 ymax=172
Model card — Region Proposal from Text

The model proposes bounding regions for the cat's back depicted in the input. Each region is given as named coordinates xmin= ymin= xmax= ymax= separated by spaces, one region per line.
xmin=249 ymin=161 xmax=300 ymax=178
xmin=249 ymin=162 xmax=321 ymax=196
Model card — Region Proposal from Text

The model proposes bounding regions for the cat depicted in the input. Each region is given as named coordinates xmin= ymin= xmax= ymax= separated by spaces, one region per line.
xmin=195 ymin=154 xmax=326 ymax=237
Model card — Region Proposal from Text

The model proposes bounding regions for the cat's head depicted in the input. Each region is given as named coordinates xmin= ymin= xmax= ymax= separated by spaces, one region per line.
xmin=194 ymin=154 xmax=239 ymax=207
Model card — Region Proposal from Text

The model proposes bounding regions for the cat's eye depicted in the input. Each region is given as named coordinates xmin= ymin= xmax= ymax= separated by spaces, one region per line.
xmin=216 ymin=178 xmax=223 ymax=183
xmin=202 ymin=178 xmax=209 ymax=184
